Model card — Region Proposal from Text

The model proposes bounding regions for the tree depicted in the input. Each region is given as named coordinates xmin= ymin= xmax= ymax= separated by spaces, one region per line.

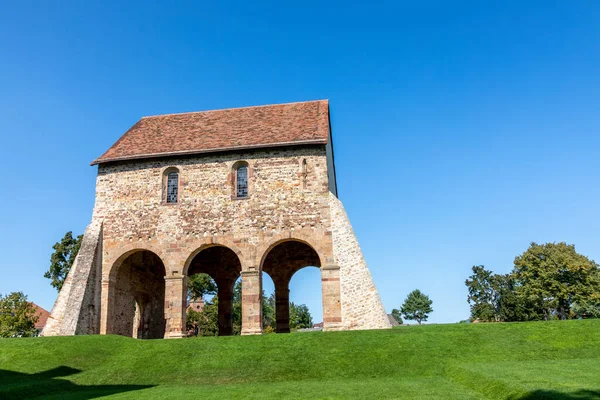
xmin=290 ymin=303 xmax=312 ymax=329
xmin=391 ymin=308 xmax=403 ymax=325
xmin=44 ymin=232 xmax=83 ymax=291
xmin=465 ymin=267 xmax=526 ymax=323
xmin=0 ymin=292 xmax=39 ymax=338
xmin=263 ymin=292 xmax=276 ymax=330
xmin=232 ymin=280 xmax=242 ymax=335
xmin=465 ymin=266 xmax=499 ymax=322
xmin=400 ymin=289 xmax=433 ymax=325
xmin=513 ymin=242 xmax=600 ymax=320
xmin=187 ymin=297 xmax=219 ymax=336
xmin=572 ymin=299 xmax=600 ymax=319
xmin=187 ymin=273 xmax=217 ymax=302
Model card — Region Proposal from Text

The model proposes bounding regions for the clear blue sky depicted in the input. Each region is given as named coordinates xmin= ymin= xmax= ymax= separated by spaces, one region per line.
xmin=1 ymin=1 xmax=599 ymax=325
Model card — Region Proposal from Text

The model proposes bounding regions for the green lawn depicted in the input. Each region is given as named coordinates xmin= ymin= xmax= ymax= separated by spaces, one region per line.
xmin=1 ymin=320 xmax=600 ymax=399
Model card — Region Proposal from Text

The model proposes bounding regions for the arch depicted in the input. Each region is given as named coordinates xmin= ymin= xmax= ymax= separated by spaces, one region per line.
xmin=107 ymin=249 xmax=166 ymax=339
xmin=258 ymin=235 xmax=324 ymax=272
xmin=185 ymin=245 xmax=242 ymax=336
xmin=231 ymin=160 xmax=250 ymax=199
xmin=182 ymin=240 xmax=245 ymax=277
xmin=260 ymin=239 xmax=322 ymax=334
xmin=106 ymin=243 xmax=166 ymax=282
xmin=162 ymin=166 xmax=180 ymax=204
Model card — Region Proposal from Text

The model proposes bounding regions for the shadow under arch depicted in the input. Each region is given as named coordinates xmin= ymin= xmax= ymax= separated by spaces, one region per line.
xmin=185 ymin=245 xmax=242 ymax=336
xmin=107 ymin=249 xmax=166 ymax=339
xmin=260 ymin=239 xmax=322 ymax=333
xmin=258 ymin=236 xmax=325 ymax=271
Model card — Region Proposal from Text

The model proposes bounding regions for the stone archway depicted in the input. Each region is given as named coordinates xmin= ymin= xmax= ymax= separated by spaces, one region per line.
xmin=186 ymin=246 xmax=242 ymax=336
xmin=261 ymin=240 xmax=321 ymax=333
xmin=110 ymin=250 xmax=166 ymax=339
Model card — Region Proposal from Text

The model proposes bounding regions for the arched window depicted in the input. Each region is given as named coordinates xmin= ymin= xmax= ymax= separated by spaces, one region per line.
xmin=163 ymin=167 xmax=179 ymax=204
xmin=231 ymin=161 xmax=249 ymax=199
xmin=236 ymin=165 xmax=248 ymax=198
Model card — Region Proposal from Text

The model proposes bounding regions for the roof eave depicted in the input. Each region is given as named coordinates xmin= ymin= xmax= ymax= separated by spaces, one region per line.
xmin=90 ymin=139 xmax=328 ymax=166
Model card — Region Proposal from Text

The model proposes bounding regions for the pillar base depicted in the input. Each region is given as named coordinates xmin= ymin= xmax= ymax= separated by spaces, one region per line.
xmin=164 ymin=332 xmax=186 ymax=339
xmin=241 ymin=328 xmax=263 ymax=335
xmin=323 ymin=322 xmax=345 ymax=332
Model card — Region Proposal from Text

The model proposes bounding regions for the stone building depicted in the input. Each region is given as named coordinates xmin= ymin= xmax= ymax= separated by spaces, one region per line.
xmin=42 ymin=100 xmax=391 ymax=339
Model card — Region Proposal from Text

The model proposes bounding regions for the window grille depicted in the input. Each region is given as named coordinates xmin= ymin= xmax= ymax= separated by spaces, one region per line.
xmin=236 ymin=166 xmax=248 ymax=198
xmin=167 ymin=172 xmax=178 ymax=203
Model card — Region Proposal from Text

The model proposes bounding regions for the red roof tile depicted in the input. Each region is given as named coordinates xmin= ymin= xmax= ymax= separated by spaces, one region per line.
xmin=92 ymin=100 xmax=330 ymax=165
xmin=30 ymin=303 xmax=50 ymax=330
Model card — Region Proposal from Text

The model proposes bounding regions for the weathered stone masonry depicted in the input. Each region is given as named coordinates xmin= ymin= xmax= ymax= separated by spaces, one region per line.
xmin=43 ymin=100 xmax=391 ymax=338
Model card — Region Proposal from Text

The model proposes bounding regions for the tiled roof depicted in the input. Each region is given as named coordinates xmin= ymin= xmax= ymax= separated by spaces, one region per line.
xmin=31 ymin=303 xmax=50 ymax=330
xmin=92 ymin=100 xmax=330 ymax=165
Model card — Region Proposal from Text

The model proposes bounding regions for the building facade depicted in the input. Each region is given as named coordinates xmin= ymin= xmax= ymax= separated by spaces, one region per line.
xmin=43 ymin=100 xmax=391 ymax=338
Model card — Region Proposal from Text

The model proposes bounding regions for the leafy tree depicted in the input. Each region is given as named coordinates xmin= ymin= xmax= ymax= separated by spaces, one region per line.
xmin=0 ymin=292 xmax=39 ymax=338
xmin=513 ymin=242 xmax=600 ymax=320
xmin=187 ymin=273 xmax=217 ymax=302
xmin=391 ymin=308 xmax=403 ymax=325
xmin=263 ymin=292 xmax=276 ymax=330
xmin=191 ymin=297 xmax=219 ymax=336
xmin=465 ymin=266 xmax=520 ymax=322
xmin=400 ymin=289 xmax=433 ymax=325
xmin=186 ymin=308 xmax=202 ymax=336
xmin=290 ymin=303 xmax=313 ymax=329
xmin=44 ymin=231 xmax=83 ymax=291
xmin=466 ymin=266 xmax=500 ymax=322
xmin=232 ymin=280 xmax=242 ymax=335
xmin=572 ymin=299 xmax=600 ymax=319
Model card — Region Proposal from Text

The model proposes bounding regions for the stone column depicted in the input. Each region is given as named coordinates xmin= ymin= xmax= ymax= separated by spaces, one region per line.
xmin=217 ymin=282 xmax=233 ymax=336
xmin=241 ymin=270 xmax=262 ymax=335
xmin=321 ymin=264 xmax=343 ymax=331
xmin=164 ymin=275 xmax=186 ymax=338
xmin=99 ymin=277 xmax=114 ymax=335
xmin=275 ymin=281 xmax=290 ymax=333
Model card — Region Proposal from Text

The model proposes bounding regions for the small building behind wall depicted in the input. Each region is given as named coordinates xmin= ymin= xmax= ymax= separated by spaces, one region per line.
xmin=42 ymin=100 xmax=391 ymax=339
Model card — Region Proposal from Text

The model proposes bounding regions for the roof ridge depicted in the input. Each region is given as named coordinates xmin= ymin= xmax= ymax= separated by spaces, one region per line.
xmin=140 ymin=99 xmax=329 ymax=120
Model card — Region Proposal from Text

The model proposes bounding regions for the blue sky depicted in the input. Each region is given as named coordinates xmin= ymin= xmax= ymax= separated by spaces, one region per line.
xmin=1 ymin=1 xmax=599 ymax=324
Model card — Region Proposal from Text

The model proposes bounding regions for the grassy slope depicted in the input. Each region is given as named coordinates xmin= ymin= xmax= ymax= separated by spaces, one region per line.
xmin=1 ymin=320 xmax=600 ymax=399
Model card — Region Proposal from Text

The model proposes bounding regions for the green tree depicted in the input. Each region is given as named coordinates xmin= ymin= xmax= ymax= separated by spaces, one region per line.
xmin=465 ymin=266 xmax=499 ymax=322
xmin=191 ymin=297 xmax=219 ymax=336
xmin=0 ymin=292 xmax=39 ymax=338
xmin=400 ymin=289 xmax=433 ymax=325
xmin=465 ymin=266 xmax=520 ymax=322
xmin=232 ymin=280 xmax=242 ymax=335
xmin=44 ymin=231 xmax=83 ymax=291
xmin=391 ymin=308 xmax=403 ymax=324
xmin=290 ymin=303 xmax=312 ymax=329
xmin=187 ymin=273 xmax=217 ymax=302
xmin=263 ymin=292 xmax=276 ymax=330
xmin=572 ymin=299 xmax=600 ymax=319
xmin=513 ymin=242 xmax=600 ymax=320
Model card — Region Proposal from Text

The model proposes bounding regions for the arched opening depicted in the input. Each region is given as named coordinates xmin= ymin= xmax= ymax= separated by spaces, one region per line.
xmin=232 ymin=161 xmax=249 ymax=199
xmin=162 ymin=167 xmax=180 ymax=204
xmin=111 ymin=250 xmax=166 ymax=339
xmin=289 ymin=267 xmax=321 ymax=329
xmin=186 ymin=246 xmax=241 ymax=336
xmin=261 ymin=240 xmax=321 ymax=333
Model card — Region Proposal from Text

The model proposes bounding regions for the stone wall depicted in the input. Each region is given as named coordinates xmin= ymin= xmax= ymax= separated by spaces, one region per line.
xmin=329 ymin=192 xmax=391 ymax=330
xmin=45 ymin=144 xmax=390 ymax=337
xmin=93 ymin=146 xmax=331 ymax=246
xmin=42 ymin=220 xmax=103 ymax=336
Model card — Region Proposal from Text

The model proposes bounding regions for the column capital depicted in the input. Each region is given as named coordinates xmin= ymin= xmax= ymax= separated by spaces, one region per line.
xmin=322 ymin=264 xmax=340 ymax=271
xmin=241 ymin=270 xmax=260 ymax=277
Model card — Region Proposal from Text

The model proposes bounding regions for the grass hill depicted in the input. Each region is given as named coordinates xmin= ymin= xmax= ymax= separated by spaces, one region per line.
xmin=1 ymin=320 xmax=600 ymax=399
